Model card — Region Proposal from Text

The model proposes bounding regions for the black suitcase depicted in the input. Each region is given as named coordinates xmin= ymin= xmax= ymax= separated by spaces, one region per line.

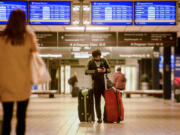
xmin=72 ymin=87 xmax=79 ymax=97
xmin=78 ymin=89 xmax=95 ymax=122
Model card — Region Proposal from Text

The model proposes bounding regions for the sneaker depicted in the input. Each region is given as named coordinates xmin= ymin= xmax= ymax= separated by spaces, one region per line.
xmin=97 ymin=119 xmax=102 ymax=123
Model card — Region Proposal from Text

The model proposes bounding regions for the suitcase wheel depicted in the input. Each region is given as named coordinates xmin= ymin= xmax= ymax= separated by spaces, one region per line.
xmin=117 ymin=118 xmax=120 ymax=123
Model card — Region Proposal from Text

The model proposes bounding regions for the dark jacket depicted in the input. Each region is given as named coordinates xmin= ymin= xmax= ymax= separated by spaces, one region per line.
xmin=85 ymin=58 xmax=111 ymax=91
xmin=68 ymin=76 xmax=78 ymax=87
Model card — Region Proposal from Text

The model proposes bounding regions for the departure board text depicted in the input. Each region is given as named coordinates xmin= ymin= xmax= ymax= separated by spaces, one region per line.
xmin=135 ymin=2 xmax=176 ymax=25
xmin=0 ymin=1 xmax=27 ymax=24
xmin=29 ymin=1 xmax=71 ymax=25
xmin=91 ymin=2 xmax=133 ymax=25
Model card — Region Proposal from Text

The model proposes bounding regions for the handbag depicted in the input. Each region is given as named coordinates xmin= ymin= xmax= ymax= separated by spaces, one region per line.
xmin=31 ymin=52 xmax=51 ymax=84
xmin=105 ymin=74 xmax=114 ymax=89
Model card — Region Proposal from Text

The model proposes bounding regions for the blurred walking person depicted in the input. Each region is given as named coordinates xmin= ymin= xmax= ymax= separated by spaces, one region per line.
xmin=0 ymin=9 xmax=38 ymax=135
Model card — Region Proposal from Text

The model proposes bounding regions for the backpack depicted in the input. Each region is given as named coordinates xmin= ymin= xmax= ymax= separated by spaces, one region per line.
xmin=68 ymin=78 xmax=73 ymax=85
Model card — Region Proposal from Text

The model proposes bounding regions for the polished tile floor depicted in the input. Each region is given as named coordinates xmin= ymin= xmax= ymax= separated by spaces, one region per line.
xmin=1 ymin=94 xmax=180 ymax=135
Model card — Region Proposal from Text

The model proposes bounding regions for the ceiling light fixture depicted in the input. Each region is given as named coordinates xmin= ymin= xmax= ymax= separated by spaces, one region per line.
xmin=83 ymin=5 xmax=90 ymax=11
xmin=65 ymin=26 xmax=109 ymax=31
xmin=65 ymin=26 xmax=85 ymax=31
xmin=86 ymin=26 xmax=109 ymax=31
xmin=72 ymin=6 xmax=80 ymax=11
xmin=39 ymin=54 xmax=62 ymax=58
xmin=83 ymin=20 xmax=90 ymax=24
xmin=72 ymin=20 xmax=80 ymax=25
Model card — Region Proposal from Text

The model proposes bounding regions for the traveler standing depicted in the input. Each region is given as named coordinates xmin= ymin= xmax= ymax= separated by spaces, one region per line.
xmin=68 ymin=72 xmax=79 ymax=97
xmin=113 ymin=67 xmax=126 ymax=90
xmin=85 ymin=49 xmax=111 ymax=123
xmin=0 ymin=9 xmax=38 ymax=135
xmin=68 ymin=72 xmax=78 ymax=90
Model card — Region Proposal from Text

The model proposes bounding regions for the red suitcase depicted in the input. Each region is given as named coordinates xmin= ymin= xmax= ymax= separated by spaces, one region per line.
xmin=104 ymin=88 xmax=124 ymax=123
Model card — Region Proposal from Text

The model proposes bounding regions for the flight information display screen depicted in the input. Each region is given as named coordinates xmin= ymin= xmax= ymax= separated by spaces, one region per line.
xmin=135 ymin=2 xmax=176 ymax=25
xmin=29 ymin=1 xmax=71 ymax=25
xmin=91 ymin=2 xmax=133 ymax=25
xmin=0 ymin=1 xmax=27 ymax=24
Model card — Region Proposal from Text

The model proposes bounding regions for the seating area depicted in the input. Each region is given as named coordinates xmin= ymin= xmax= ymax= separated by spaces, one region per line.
xmin=123 ymin=90 xmax=163 ymax=98
xmin=31 ymin=90 xmax=57 ymax=98
xmin=31 ymin=89 xmax=163 ymax=99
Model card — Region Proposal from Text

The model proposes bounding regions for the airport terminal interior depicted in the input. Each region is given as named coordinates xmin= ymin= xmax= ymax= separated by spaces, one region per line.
xmin=1 ymin=0 xmax=180 ymax=135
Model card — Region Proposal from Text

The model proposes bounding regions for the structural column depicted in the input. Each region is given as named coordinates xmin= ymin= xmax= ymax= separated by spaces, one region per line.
xmin=163 ymin=47 xmax=171 ymax=99
xmin=152 ymin=47 xmax=160 ymax=89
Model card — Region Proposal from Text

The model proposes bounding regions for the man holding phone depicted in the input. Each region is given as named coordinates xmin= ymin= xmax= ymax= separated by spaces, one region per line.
xmin=85 ymin=49 xmax=111 ymax=123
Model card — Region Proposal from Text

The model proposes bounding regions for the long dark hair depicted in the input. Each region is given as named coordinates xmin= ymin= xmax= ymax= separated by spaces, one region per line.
xmin=0 ymin=9 xmax=26 ymax=45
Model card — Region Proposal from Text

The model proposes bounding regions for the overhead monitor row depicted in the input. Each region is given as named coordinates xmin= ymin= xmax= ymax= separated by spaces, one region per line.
xmin=0 ymin=1 xmax=177 ymax=25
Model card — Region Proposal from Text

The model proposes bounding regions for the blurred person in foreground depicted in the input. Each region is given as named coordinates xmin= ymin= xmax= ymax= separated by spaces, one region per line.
xmin=0 ymin=9 xmax=38 ymax=135
xmin=85 ymin=49 xmax=111 ymax=123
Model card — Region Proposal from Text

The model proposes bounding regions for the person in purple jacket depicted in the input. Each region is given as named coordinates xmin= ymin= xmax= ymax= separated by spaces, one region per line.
xmin=113 ymin=67 xmax=126 ymax=90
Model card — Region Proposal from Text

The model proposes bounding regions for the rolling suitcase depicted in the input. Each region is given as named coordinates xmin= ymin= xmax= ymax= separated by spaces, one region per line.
xmin=72 ymin=86 xmax=79 ymax=97
xmin=78 ymin=89 xmax=95 ymax=122
xmin=104 ymin=88 xmax=124 ymax=123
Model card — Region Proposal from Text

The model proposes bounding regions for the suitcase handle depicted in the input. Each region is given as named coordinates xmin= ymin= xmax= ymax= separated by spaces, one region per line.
xmin=82 ymin=89 xmax=89 ymax=96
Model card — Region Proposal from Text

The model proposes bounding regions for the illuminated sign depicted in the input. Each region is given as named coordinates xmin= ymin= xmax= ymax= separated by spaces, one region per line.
xmin=0 ymin=1 xmax=27 ymax=24
xmin=29 ymin=1 xmax=71 ymax=25
xmin=91 ymin=2 xmax=133 ymax=25
xmin=135 ymin=2 xmax=176 ymax=25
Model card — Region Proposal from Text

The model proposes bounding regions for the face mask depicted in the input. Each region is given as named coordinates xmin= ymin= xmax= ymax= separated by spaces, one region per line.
xmin=94 ymin=59 xmax=100 ymax=62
